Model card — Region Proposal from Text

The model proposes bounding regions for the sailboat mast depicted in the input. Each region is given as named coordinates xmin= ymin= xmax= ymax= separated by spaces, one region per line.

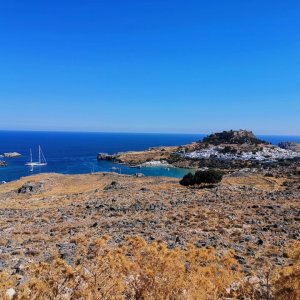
xmin=41 ymin=148 xmax=47 ymax=163
xmin=30 ymin=148 xmax=32 ymax=163
xmin=39 ymin=145 xmax=41 ymax=163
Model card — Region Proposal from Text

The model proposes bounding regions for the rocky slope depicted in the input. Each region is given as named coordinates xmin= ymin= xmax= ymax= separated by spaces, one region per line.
xmin=0 ymin=170 xmax=299 ymax=277
xmin=98 ymin=146 xmax=179 ymax=166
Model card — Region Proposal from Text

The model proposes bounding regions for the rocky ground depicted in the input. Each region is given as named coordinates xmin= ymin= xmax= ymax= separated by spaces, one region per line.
xmin=0 ymin=169 xmax=299 ymax=277
xmin=98 ymin=145 xmax=179 ymax=166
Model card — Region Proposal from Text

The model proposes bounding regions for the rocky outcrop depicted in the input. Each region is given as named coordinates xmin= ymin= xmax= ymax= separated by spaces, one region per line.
xmin=278 ymin=142 xmax=300 ymax=152
xmin=0 ymin=161 xmax=7 ymax=167
xmin=3 ymin=152 xmax=21 ymax=158
xmin=104 ymin=181 xmax=124 ymax=190
xmin=17 ymin=182 xmax=43 ymax=194
xmin=97 ymin=153 xmax=115 ymax=160
xmin=202 ymin=130 xmax=268 ymax=145
xmin=107 ymin=146 xmax=178 ymax=166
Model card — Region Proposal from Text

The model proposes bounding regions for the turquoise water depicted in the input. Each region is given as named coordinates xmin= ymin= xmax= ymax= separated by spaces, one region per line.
xmin=0 ymin=131 xmax=299 ymax=182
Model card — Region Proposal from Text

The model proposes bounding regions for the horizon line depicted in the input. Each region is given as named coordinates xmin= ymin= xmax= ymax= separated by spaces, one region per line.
xmin=0 ymin=129 xmax=299 ymax=137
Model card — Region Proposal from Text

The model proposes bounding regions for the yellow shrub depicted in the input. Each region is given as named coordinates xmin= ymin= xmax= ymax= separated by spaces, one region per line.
xmin=1 ymin=237 xmax=299 ymax=299
xmin=273 ymin=241 xmax=300 ymax=300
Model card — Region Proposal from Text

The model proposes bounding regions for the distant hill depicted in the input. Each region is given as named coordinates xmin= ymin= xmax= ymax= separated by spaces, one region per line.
xmin=202 ymin=130 xmax=268 ymax=145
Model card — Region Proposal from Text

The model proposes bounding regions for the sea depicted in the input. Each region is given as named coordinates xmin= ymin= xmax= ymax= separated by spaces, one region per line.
xmin=1 ymin=131 xmax=300 ymax=183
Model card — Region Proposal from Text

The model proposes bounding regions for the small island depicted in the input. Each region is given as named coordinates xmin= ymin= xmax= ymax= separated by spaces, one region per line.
xmin=0 ymin=152 xmax=21 ymax=167
xmin=3 ymin=152 xmax=22 ymax=158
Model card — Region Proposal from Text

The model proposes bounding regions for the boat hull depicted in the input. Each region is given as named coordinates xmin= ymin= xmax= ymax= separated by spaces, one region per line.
xmin=25 ymin=163 xmax=47 ymax=167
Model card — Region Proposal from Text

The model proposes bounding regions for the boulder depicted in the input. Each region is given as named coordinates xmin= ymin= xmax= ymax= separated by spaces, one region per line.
xmin=17 ymin=182 xmax=43 ymax=194
xmin=104 ymin=181 xmax=123 ymax=191
xmin=5 ymin=288 xmax=16 ymax=300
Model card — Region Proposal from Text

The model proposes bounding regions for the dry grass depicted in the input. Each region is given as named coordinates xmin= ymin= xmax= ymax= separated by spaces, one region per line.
xmin=115 ymin=146 xmax=178 ymax=165
xmin=1 ymin=238 xmax=300 ymax=299
xmin=0 ymin=237 xmax=243 ymax=299
xmin=223 ymin=175 xmax=285 ymax=191
xmin=0 ymin=172 xmax=299 ymax=299
xmin=273 ymin=241 xmax=300 ymax=300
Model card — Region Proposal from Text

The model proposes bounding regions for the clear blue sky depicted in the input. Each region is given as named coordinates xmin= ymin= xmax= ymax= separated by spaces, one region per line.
xmin=0 ymin=1 xmax=299 ymax=135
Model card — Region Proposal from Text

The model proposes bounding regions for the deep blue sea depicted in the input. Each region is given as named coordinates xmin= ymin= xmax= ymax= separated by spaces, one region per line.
xmin=1 ymin=131 xmax=300 ymax=182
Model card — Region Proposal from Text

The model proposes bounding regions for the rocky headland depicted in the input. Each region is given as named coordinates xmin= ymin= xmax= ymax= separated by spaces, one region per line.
xmin=98 ymin=130 xmax=300 ymax=172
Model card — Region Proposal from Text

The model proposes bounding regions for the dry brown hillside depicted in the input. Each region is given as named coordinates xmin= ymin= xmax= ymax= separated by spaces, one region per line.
xmin=0 ymin=172 xmax=299 ymax=299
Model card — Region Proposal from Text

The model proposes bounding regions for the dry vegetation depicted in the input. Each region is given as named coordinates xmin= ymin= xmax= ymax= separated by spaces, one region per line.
xmin=114 ymin=146 xmax=179 ymax=165
xmin=1 ymin=238 xmax=300 ymax=299
xmin=0 ymin=171 xmax=299 ymax=299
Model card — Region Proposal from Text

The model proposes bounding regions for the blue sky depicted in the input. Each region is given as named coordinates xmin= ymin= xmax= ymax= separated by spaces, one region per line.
xmin=0 ymin=1 xmax=299 ymax=135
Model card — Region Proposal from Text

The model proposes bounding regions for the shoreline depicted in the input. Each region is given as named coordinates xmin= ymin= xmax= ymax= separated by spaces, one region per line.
xmin=1 ymin=131 xmax=299 ymax=297
xmin=2 ymin=130 xmax=300 ymax=183
xmin=97 ymin=144 xmax=300 ymax=174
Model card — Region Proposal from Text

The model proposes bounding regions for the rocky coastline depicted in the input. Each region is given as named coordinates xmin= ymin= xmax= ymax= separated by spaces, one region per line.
xmin=0 ymin=152 xmax=21 ymax=168
xmin=97 ymin=130 xmax=300 ymax=173
xmin=1 ymin=130 xmax=299 ymax=298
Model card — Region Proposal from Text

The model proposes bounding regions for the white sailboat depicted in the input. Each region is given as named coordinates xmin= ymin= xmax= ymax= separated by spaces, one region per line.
xmin=25 ymin=146 xmax=47 ymax=167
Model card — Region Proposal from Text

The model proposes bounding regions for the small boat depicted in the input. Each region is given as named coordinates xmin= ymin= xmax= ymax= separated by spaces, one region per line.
xmin=25 ymin=146 xmax=47 ymax=167
xmin=110 ymin=167 xmax=121 ymax=173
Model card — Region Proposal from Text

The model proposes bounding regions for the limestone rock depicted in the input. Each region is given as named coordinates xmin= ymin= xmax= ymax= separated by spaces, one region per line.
xmin=5 ymin=288 xmax=16 ymax=299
